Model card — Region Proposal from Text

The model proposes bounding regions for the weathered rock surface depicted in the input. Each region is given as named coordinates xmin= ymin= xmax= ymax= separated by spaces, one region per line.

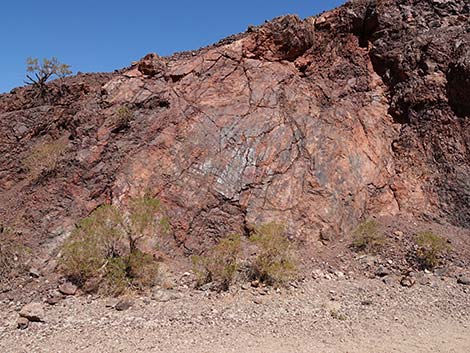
xmin=19 ymin=303 xmax=45 ymax=322
xmin=58 ymin=282 xmax=78 ymax=296
xmin=0 ymin=0 xmax=468 ymax=258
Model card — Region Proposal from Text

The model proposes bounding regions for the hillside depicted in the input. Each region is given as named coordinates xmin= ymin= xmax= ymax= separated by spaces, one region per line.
xmin=1 ymin=0 xmax=470 ymax=351
xmin=1 ymin=0 xmax=469 ymax=252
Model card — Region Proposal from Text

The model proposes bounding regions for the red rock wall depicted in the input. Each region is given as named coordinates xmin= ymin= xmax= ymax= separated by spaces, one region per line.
xmin=0 ymin=0 xmax=468 ymax=255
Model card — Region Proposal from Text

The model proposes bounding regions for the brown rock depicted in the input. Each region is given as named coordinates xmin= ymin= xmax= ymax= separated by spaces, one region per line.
xmin=115 ymin=299 xmax=133 ymax=311
xmin=137 ymin=53 xmax=167 ymax=77
xmin=400 ymin=276 xmax=416 ymax=288
xmin=46 ymin=295 xmax=63 ymax=305
xmin=17 ymin=317 xmax=29 ymax=329
xmin=0 ymin=0 xmax=468 ymax=265
xmin=58 ymin=282 xmax=78 ymax=296
xmin=457 ymin=276 xmax=470 ymax=286
xmin=19 ymin=303 xmax=45 ymax=322
xmin=29 ymin=268 xmax=41 ymax=278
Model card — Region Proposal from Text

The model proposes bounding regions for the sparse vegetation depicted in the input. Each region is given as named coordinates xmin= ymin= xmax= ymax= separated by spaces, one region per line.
xmin=330 ymin=309 xmax=347 ymax=321
xmin=0 ymin=226 xmax=30 ymax=284
xmin=23 ymin=138 xmax=68 ymax=179
xmin=351 ymin=220 xmax=386 ymax=253
xmin=59 ymin=196 xmax=169 ymax=295
xmin=192 ymin=234 xmax=242 ymax=291
xmin=414 ymin=231 xmax=449 ymax=269
xmin=249 ymin=223 xmax=297 ymax=286
xmin=111 ymin=106 xmax=134 ymax=131
xmin=25 ymin=57 xmax=72 ymax=96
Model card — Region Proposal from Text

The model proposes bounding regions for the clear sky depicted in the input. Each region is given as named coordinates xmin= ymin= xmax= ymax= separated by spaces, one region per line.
xmin=1 ymin=0 xmax=346 ymax=93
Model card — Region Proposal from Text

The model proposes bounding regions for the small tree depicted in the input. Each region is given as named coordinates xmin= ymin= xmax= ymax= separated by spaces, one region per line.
xmin=25 ymin=57 xmax=71 ymax=95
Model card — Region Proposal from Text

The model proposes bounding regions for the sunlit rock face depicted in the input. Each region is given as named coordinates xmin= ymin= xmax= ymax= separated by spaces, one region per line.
xmin=0 ymin=0 xmax=468 ymax=254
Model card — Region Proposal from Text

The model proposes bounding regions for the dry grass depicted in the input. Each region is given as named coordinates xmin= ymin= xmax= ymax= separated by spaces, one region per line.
xmin=23 ymin=138 xmax=68 ymax=178
xmin=0 ymin=226 xmax=30 ymax=284
xmin=109 ymin=106 xmax=134 ymax=131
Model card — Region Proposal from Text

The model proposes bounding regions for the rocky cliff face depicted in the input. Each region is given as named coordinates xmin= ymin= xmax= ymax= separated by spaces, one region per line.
xmin=0 ymin=0 xmax=468 ymax=255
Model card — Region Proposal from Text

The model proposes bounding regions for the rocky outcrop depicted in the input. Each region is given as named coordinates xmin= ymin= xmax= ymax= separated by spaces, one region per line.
xmin=0 ymin=0 xmax=468 ymax=256
xmin=348 ymin=0 xmax=470 ymax=225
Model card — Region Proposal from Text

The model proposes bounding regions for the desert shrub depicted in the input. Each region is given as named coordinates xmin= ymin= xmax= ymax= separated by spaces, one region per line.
xmin=351 ymin=220 xmax=386 ymax=253
xmin=100 ymin=257 xmax=129 ymax=296
xmin=249 ymin=223 xmax=297 ymax=285
xmin=26 ymin=57 xmax=71 ymax=84
xmin=59 ymin=196 xmax=168 ymax=295
xmin=414 ymin=231 xmax=449 ymax=269
xmin=23 ymin=138 xmax=68 ymax=178
xmin=0 ymin=226 xmax=30 ymax=284
xmin=127 ymin=196 xmax=166 ymax=248
xmin=59 ymin=205 xmax=126 ymax=286
xmin=111 ymin=106 xmax=133 ymax=131
xmin=192 ymin=234 xmax=242 ymax=291
xmin=126 ymin=250 xmax=160 ymax=289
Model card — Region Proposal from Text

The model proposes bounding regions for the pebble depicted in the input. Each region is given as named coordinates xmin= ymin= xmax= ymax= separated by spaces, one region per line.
xmin=375 ymin=266 xmax=391 ymax=277
xmin=46 ymin=295 xmax=62 ymax=306
xmin=400 ymin=276 xmax=415 ymax=288
xmin=17 ymin=317 xmax=29 ymax=329
xmin=59 ymin=283 xmax=78 ymax=296
xmin=115 ymin=299 xmax=133 ymax=311
xmin=457 ymin=276 xmax=470 ymax=285
xmin=29 ymin=268 xmax=41 ymax=278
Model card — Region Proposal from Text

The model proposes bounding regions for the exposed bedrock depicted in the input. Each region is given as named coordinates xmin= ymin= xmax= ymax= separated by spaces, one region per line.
xmin=0 ymin=0 xmax=468 ymax=255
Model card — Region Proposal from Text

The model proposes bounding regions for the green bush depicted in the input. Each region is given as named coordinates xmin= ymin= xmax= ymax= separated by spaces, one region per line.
xmin=59 ymin=205 xmax=124 ymax=285
xmin=351 ymin=220 xmax=386 ymax=253
xmin=126 ymin=250 xmax=160 ymax=290
xmin=192 ymin=234 xmax=242 ymax=291
xmin=414 ymin=231 xmax=449 ymax=269
xmin=59 ymin=196 xmax=168 ymax=295
xmin=249 ymin=223 xmax=297 ymax=285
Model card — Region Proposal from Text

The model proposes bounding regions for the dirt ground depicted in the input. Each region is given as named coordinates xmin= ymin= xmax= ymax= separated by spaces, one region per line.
xmin=1 ymin=275 xmax=469 ymax=353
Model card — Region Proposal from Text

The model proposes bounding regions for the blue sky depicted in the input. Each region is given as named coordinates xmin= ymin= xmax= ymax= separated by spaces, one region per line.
xmin=1 ymin=0 xmax=345 ymax=93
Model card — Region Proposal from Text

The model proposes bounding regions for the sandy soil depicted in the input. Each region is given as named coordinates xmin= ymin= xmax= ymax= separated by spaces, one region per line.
xmin=1 ymin=275 xmax=469 ymax=353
